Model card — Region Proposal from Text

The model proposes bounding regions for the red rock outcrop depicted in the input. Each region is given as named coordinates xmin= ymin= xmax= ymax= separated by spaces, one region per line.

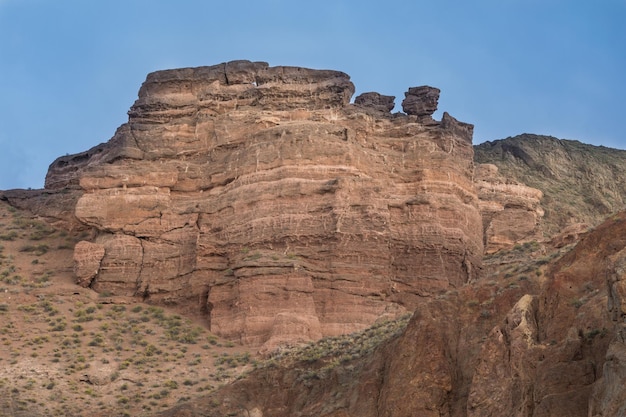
xmin=40 ymin=60 xmax=482 ymax=349
xmin=589 ymin=214 xmax=626 ymax=416
xmin=157 ymin=211 xmax=626 ymax=417
xmin=466 ymin=212 xmax=622 ymax=417
xmin=475 ymin=163 xmax=544 ymax=253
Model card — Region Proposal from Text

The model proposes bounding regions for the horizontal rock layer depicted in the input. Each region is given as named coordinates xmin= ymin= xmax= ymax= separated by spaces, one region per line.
xmin=475 ymin=163 xmax=544 ymax=253
xmin=44 ymin=60 xmax=483 ymax=348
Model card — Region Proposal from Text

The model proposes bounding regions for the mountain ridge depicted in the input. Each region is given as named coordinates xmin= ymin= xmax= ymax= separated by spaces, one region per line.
xmin=475 ymin=133 xmax=626 ymax=236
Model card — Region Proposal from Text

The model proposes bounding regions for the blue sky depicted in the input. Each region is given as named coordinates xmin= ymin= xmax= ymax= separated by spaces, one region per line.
xmin=1 ymin=0 xmax=625 ymax=190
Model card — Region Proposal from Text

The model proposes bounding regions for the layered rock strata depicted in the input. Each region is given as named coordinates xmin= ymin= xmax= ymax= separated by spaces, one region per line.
xmin=475 ymin=163 xmax=544 ymax=252
xmin=44 ymin=60 xmax=482 ymax=348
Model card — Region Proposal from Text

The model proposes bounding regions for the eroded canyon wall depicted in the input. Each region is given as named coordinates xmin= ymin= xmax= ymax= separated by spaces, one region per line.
xmin=45 ymin=60 xmax=484 ymax=348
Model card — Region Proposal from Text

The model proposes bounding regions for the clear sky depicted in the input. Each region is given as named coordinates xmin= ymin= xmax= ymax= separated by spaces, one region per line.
xmin=1 ymin=0 xmax=625 ymax=190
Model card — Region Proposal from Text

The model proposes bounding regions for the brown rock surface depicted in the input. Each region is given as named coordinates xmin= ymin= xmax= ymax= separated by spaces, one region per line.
xmin=0 ymin=188 xmax=86 ymax=231
xmin=475 ymin=134 xmax=626 ymax=237
xmin=466 ymin=212 xmax=624 ymax=417
xmin=475 ymin=163 xmax=544 ymax=252
xmin=157 ymin=211 xmax=626 ymax=417
xmin=589 ymin=214 xmax=626 ymax=416
xmin=36 ymin=60 xmax=483 ymax=349
xmin=73 ymin=240 xmax=105 ymax=287
xmin=354 ymin=92 xmax=395 ymax=113
xmin=401 ymin=85 xmax=440 ymax=122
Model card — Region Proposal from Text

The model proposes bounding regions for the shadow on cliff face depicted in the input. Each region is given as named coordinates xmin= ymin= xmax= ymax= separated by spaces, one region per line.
xmin=156 ymin=211 xmax=626 ymax=417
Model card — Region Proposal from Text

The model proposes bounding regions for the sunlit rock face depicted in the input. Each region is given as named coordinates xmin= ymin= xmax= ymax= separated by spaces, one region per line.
xmin=46 ymin=60 xmax=483 ymax=349
xmin=475 ymin=163 xmax=544 ymax=253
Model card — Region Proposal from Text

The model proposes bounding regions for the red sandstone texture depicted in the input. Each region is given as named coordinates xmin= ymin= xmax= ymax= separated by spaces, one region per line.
xmin=38 ymin=61 xmax=484 ymax=350
xmin=475 ymin=163 xmax=544 ymax=253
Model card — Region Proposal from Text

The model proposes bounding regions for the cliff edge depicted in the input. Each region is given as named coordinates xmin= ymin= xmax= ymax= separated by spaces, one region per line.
xmin=30 ymin=61 xmax=482 ymax=349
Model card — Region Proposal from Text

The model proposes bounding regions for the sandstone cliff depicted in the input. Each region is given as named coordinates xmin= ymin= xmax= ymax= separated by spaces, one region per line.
xmin=475 ymin=163 xmax=544 ymax=253
xmin=29 ymin=61 xmax=483 ymax=350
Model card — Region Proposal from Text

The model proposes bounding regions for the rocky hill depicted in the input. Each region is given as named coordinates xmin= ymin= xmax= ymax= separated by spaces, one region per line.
xmin=475 ymin=134 xmax=626 ymax=237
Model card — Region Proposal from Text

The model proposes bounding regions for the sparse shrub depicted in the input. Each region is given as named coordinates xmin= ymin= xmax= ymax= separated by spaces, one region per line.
xmin=50 ymin=319 xmax=67 ymax=331
xmin=29 ymin=227 xmax=54 ymax=241
xmin=585 ymin=328 xmax=608 ymax=340
xmin=111 ymin=305 xmax=126 ymax=313
xmin=88 ymin=334 xmax=104 ymax=347
xmin=19 ymin=244 xmax=49 ymax=256
xmin=163 ymin=380 xmax=178 ymax=389
xmin=144 ymin=344 xmax=162 ymax=357
xmin=0 ymin=231 xmax=18 ymax=241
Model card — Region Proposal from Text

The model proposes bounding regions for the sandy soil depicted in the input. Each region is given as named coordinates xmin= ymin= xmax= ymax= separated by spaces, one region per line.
xmin=0 ymin=200 xmax=255 ymax=417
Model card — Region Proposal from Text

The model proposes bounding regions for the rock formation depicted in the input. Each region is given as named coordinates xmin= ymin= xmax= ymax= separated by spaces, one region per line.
xmin=157 ymin=210 xmax=626 ymax=417
xmin=475 ymin=163 xmax=544 ymax=253
xmin=475 ymin=134 xmax=626 ymax=237
xmin=402 ymin=86 xmax=440 ymax=122
xmin=589 ymin=214 xmax=626 ymax=416
xmin=35 ymin=60 xmax=483 ymax=349
xmin=4 ymin=60 xmax=626 ymax=417
xmin=354 ymin=92 xmax=395 ymax=113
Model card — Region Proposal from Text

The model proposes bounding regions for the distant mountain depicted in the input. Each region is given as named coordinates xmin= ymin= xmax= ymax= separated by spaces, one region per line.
xmin=475 ymin=134 xmax=626 ymax=236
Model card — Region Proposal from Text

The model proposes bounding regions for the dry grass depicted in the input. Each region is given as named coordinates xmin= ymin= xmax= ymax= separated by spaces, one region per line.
xmin=261 ymin=314 xmax=412 ymax=382
xmin=0 ymin=201 xmax=253 ymax=416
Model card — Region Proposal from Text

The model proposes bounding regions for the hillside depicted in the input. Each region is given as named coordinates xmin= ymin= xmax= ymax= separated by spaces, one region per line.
xmin=475 ymin=134 xmax=626 ymax=236
xmin=0 ymin=201 xmax=254 ymax=416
